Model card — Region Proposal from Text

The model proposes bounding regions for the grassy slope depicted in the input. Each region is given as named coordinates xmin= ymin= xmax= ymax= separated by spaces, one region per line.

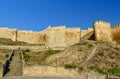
xmin=21 ymin=40 xmax=120 ymax=76
xmin=0 ymin=49 xmax=11 ymax=68
xmin=22 ymin=49 xmax=61 ymax=66
xmin=0 ymin=38 xmax=43 ymax=46
xmin=45 ymin=40 xmax=120 ymax=76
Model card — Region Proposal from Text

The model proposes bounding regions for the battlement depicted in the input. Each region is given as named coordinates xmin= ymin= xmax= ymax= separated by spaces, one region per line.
xmin=49 ymin=26 xmax=66 ymax=29
xmin=0 ymin=20 xmax=119 ymax=46
xmin=94 ymin=20 xmax=112 ymax=42
xmin=94 ymin=20 xmax=110 ymax=24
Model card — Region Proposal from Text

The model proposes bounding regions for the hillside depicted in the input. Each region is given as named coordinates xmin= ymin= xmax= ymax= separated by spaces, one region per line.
xmin=45 ymin=40 xmax=120 ymax=76
xmin=0 ymin=38 xmax=43 ymax=46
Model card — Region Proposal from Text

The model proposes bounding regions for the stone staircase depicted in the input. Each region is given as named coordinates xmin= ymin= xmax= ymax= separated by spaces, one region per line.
xmin=3 ymin=49 xmax=23 ymax=77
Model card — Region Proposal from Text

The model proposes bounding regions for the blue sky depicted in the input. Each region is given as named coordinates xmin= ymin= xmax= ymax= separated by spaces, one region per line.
xmin=0 ymin=0 xmax=120 ymax=31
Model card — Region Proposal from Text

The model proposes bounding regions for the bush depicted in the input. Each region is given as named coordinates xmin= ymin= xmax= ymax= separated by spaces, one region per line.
xmin=5 ymin=54 xmax=9 ymax=58
xmin=87 ymin=44 xmax=93 ymax=48
xmin=23 ymin=49 xmax=30 ymax=52
xmin=98 ymin=52 xmax=104 ymax=56
xmin=23 ymin=52 xmax=30 ymax=61
xmin=64 ymin=64 xmax=77 ymax=68
xmin=79 ymin=66 xmax=84 ymax=71
xmin=114 ymin=47 xmax=120 ymax=51
xmin=45 ymin=50 xmax=60 ymax=56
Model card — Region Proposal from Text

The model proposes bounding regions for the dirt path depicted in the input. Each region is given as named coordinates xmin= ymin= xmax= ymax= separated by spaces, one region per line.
xmin=81 ymin=46 xmax=98 ymax=65
xmin=4 ymin=50 xmax=23 ymax=77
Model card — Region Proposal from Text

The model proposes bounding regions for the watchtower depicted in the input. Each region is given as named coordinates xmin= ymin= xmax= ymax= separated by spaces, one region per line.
xmin=94 ymin=21 xmax=112 ymax=42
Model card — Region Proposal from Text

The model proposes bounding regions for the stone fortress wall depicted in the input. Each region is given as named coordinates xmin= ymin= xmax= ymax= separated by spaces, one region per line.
xmin=0 ymin=20 xmax=120 ymax=47
xmin=0 ymin=26 xmax=81 ymax=47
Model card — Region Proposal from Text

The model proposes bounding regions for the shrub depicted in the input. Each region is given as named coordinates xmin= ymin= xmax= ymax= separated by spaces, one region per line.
xmin=114 ymin=47 xmax=120 ymax=51
xmin=79 ymin=66 xmax=84 ymax=71
xmin=5 ymin=54 xmax=9 ymax=58
xmin=87 ymin=44 xmax=93 ymax=48
xmin=23 ymin=49 xmax=30 ymax=52
xmin=23 ymin=52 xmax=30 ymax=61
xmin=45 ymin=50 xmax=60 ymax=56
xmin=64 ymin=64 xmax=77 ymax=68
xmin=98 ymin=52 xmax=104 ymax=56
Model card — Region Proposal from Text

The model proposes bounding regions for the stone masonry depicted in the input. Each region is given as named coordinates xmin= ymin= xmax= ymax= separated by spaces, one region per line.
xmin=0 ymin=20 xmax=119 ymax=47
xmin=94 ymin=21 xmax=112 ymax=42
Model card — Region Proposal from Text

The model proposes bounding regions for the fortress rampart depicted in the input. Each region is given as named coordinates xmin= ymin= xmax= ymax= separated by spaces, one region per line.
xmin=0 ymin=26 xmax=81 ymax=47
xmin=0 ymin=20 xmax=119 ymax=47
xmin=94 ymin=21 xmax=112 ymax=42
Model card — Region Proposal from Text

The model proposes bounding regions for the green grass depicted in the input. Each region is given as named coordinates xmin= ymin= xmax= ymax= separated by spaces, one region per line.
xmin=89 ymin=66 xmax=120 ymax=76
xmin=0 ymin=38 xmax=44 ymax=46
xmin=89 ymin=66 xmax=107 ymax=74
xmin=107 ymin=67 xmax=120 ymax=76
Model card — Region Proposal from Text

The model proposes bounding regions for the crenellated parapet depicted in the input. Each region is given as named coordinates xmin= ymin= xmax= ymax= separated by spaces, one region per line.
xmin=94 ymin=20 xmax=110 ymax=28
xmin=94 ymin=20 xmax=110 ymax=24
xmin=0 ymin=20 xmax=120 ymax=46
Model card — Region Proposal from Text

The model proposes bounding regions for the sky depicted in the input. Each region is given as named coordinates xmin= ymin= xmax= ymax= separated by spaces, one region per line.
xmin=0 ymin=0 xmax=120 ymax=31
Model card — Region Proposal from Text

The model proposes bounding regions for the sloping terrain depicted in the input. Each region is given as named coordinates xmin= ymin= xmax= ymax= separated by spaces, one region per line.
xmin=46 ymin=41 xmax=94 ymax=66
xmin=14 ymin=40 xmax=120 ymax=77
xmin=45 ymin=40 xmax=120 ymax=76
xmin=0 ymin=49 xmax=11 ymax=72
xmin=0 ymin=38 xmax=43 ymax=46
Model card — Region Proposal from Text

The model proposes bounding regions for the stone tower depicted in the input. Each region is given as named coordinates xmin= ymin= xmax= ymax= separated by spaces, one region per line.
xmin=94 ymin=21 xmax=112 ymax=42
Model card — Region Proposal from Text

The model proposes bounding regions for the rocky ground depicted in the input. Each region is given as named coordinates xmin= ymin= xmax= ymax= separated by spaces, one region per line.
xmin=46 ymin=40 xmax=120 ymax=67
xmin=1 ymin=40 xmax=120 ymax=78
xmin=45 ymin=40 xmax=120 ymax=76
xmin=1 ymin=76 xmax=76 ymax=79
